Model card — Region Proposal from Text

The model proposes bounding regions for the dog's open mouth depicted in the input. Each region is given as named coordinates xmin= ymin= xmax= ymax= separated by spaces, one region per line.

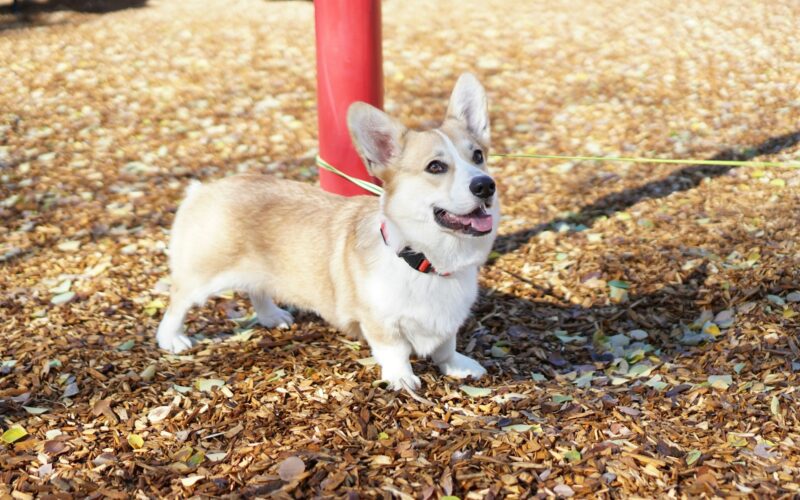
xmin=433 ymin=206 xmax=493 ymax=236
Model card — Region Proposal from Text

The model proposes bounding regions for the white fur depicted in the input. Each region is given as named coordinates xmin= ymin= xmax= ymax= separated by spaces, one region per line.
xmin=370 ymin=218 xmax=479 ymax=358
xmin=432 ymin=336 xmax=487 ymax=378
xmin=364 ymin=212 xmax=487 ymax=389
xmin=381 ymin=135 xmax=500 ymax=275
xmin=345 ymin=74 xmax=497 ymax=388
xmin=434 ymin=129 xmax=492 ymax=215
xmin=446 ymin=73 xmax=490 ymax=144
xmin=156 ymin=270 xmax=293 ymax=352
xmin=251 ymin=291 xmax=294 ymax=329
xmin=157 ymin=73 xmax=498 ymax=391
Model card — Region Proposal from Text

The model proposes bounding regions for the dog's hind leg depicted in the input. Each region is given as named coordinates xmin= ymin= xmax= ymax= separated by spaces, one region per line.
xmin=432 ymin=335 xmax=487 ymax=379
xmin=250 ymin=291 xmax=293 ymax=329
xmin=156 ymin=286 xmax=195 ymax=353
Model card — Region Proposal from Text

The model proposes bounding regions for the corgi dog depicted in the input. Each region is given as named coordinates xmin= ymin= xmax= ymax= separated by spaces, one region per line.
xmin=156 ymin=73 xmax=499 ymax=390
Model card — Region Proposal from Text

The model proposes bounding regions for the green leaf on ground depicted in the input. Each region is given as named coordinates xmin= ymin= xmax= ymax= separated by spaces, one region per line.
xmin=460 ymin=385 xmax=492 ymax=398
xmin=727 ymin=434 xmax=748 ymax=448
xmin=554 ymin=331 xmax=586 ymax=344
xmin=767 ymin=294 xmax=785 ymax=306
xmin=356 ymin=356 xmax=377 ymax=366
xmin=339 ymin=339 xmax=361 ymax=351
xmin=187 ymin=450 xmax=205 ymax=467
xmin=143 ymin=299 xmax=165 ymax=316
xmin=608 ymin=280 xmax=630 ymax=302
xmin=708 ymin=375 xmax=733 ymax=390
xmin=686 ymin=450 xmax=702 ymax=465
xmin=645 ymin=375 xmax=668 ymax=391
xmin=627 ymin=363 xmax=654 ymax=378
xmin=501 ymin=423 xmax=543 ymax=433
xmin=531 ymin=372 xmax=546 ymax=382
xmin=195 ymin=378 xmax=225 ymax=392
xmin=51 ymin=291 xmax=76 ymax=305
xmin=574 ymin=371 xmax=594 ymax=388
xmin=1 ymin=425 xmax=28 ymax=444
xmin=22 ymin=406 xmax=50 ymax=415
xmin=771 ymin=396 xmax=780 ymax=416
xmin=127 ymin=433 xmax=144 ymax=449
xmin=117 ymin=339 xmax=136 ymax=351
xmin=490 ymin=342 xmax=511 ymax=358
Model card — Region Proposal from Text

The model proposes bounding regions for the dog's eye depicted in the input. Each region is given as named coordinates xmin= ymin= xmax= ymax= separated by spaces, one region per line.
xmin=425 ymin=160 xmax=448 ymax=174
xmin=472 ymin=149 xmax=484 ymax=164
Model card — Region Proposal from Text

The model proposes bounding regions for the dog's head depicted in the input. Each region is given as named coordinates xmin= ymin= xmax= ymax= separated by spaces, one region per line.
xmin=348 ymin=73 xmax=499 ymax=246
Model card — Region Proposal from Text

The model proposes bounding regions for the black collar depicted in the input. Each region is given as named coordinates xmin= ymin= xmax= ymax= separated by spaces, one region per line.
xmin=380 ymin=222 xmax=449 ymax=276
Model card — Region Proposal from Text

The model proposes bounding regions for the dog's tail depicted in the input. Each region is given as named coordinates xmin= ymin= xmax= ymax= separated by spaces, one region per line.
xmin=184 ymin=179 xmax=203 ymax=200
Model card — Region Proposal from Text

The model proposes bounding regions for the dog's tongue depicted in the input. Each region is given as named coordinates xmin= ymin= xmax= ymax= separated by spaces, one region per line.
xmin=452 ymin=209 xmax=493 ymax=232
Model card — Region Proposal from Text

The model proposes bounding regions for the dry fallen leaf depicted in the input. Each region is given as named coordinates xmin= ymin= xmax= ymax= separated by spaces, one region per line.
xmin=43 ymin=440 xmax=68 ymax=456
xmin=553 ymin=484 xmax=575 ymax=497
xmin=147 ymin=405 xmax=171 ymax=423
xmin=93 ymin=452 xmax=117 ymax=466
xmin=278 ymin=456 xmax=305 ymax=481
xmin=180 ymin=474 xmax=205 ymax=487
xmin=92 ymin=399 xmax=118 ymax=423
xmin=2 ymin=1 xmax=799 ymax=497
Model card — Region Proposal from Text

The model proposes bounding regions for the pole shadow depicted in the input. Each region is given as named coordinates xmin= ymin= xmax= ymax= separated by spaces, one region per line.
xmin=493 ymin=130 xmax=800 ymax=255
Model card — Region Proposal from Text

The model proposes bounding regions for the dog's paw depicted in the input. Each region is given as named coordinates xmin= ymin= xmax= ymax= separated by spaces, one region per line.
xmin=257 ymin=307 xmax=294 ymax=329
xmin=438 ymin=353 xmax=487 ymax=379
xmin=157 ymin=331 xmax=194 ymax=353
xmin=383 ymin=371 xmax=422 ymax=391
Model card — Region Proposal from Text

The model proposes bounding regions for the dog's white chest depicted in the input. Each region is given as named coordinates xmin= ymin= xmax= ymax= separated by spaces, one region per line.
xmin=364 ymin=262 xmax=479 ymax=357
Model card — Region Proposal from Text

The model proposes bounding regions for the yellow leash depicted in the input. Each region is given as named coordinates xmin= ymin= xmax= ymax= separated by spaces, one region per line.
xmin=316 ymin=153 xmax=799 ymax=196
xmin=316 ymin=155 xmax=384 ymax=195
xmin=489 ymin=152 xmax=798 ymax=168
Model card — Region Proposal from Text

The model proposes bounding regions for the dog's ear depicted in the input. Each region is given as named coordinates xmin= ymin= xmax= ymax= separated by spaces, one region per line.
xmin=348 ymin=102 xmax=406 ymax=179
xmin=446 ymin=73 xmax=490 ymax=144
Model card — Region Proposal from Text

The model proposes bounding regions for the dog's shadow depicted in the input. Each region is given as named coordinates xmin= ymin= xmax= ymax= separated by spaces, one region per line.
xmin=463 ymin=266 xmax=723 ymax=383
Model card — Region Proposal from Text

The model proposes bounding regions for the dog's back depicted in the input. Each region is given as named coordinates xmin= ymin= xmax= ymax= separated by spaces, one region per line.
xmin=168 ymin=175 xmax=378 ymax=317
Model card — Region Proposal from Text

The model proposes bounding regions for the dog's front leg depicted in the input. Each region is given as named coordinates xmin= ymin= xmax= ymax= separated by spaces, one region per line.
xmin=362 ymin=322 xmax=421 ymax=390
xmin=432 ymin=335 xmax=487 ymax=380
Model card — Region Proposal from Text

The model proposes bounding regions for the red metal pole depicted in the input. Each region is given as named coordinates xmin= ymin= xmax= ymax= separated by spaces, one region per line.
xmin=314 ymin=0 xmax=383 ymax=196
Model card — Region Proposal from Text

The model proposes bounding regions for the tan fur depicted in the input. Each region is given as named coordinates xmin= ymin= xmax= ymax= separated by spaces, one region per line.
xmin=158 ymin=73 xmax=498 ymax=389
xmin=168 ymin=175 xmax=380 ymax=338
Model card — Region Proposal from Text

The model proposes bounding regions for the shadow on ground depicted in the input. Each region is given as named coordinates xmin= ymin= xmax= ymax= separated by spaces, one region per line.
xmin=493 ymin=129 xmax=800 ymax=255
xmin=3 ymin=0 xmax=147 ymax=14
xmin=0 ymin=0 xmax=147 ymax=31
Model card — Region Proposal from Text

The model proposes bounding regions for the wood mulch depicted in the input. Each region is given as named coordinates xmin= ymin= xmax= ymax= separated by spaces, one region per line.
xmin=1 ymin=0 xmax=799 ymax=497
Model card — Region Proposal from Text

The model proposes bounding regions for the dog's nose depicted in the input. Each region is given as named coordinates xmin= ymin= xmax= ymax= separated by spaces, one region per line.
xmin=469 ymin=176 xmax=496 ymax=199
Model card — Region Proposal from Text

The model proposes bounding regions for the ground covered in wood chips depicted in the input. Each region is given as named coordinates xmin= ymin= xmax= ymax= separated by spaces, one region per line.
xmin=2 ymin=0 xmax=800 ymax=497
